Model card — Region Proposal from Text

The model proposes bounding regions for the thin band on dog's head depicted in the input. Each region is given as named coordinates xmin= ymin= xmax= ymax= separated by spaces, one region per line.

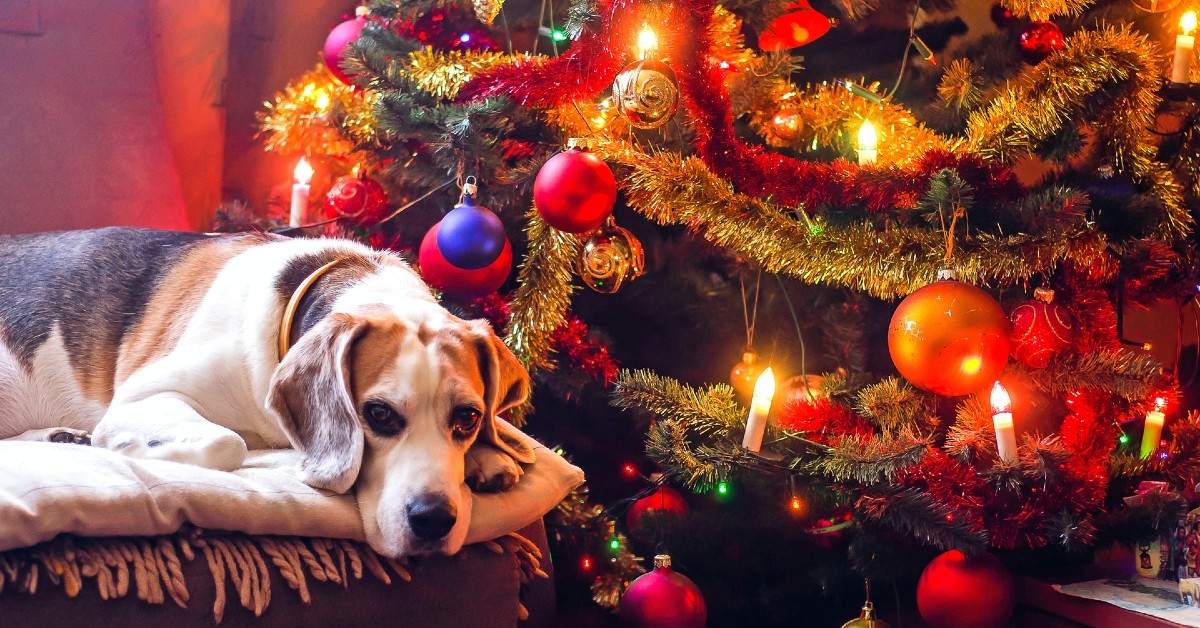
xmin=278 ymin=258 xmax=346 ymax=361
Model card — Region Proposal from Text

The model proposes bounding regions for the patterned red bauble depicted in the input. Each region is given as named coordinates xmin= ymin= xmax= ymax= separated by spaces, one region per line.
xmin=887 ymin=272 xmax=1011 ymax=396
xmin=418 ymin=221 xmax=512 ymax=299
xmin=324 ymin=13 xmax=367 ymax=85
xmin=757 ymin=0 xmax=832 ymax=50
xmin=917 ymin=550 xmax=1015 ymax=628
xmin=533 ymin=147 xmax=617 ymax=234
xmin=1017 ymin=21 xmax=1064 ymax=65
xmin=1009 ymin=288 xmax=1074 ymax=368
xmin=322 ymin=175 xmax=390 ymax=226
xmin=626 ymin=486 xmax=689 ymax=537
xmin=619 ymin=555 xmax=707 ymax=628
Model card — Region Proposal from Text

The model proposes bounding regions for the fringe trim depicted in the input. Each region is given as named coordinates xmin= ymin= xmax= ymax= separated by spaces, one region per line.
xmin=0 ymin=527 xmax=545 ymax=623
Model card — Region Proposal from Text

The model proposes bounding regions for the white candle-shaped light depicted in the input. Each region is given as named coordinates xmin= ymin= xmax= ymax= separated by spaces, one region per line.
xmin=991 ymin=381 xmax=1017 ymax=464
xmin=742 ymin=367 xmax=776 ymax=452
xmin=290 ymin=157 xmax=314 ymax=227
xmin=637 ymin=23 xmax=658 ymax=59
xmin=857 ymin=120 xmax=878 ymax=166
xmin=1140 ymin=396 xmax=1168 ymax=459
xmin=1173 ymin=12 xmax=1197 ymax=83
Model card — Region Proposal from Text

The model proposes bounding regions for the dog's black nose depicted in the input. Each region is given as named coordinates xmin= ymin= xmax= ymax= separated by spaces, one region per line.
xmin=406 ymin=494 xmax=457 ymax=540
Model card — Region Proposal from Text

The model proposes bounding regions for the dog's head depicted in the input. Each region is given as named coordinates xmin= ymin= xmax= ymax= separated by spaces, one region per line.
xmin=266 ymin=304 xmax=532 ymax=556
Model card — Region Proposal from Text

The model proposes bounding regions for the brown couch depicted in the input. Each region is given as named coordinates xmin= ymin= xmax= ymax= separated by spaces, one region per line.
xmin=0 ymin=521 xmax=556 ymax=627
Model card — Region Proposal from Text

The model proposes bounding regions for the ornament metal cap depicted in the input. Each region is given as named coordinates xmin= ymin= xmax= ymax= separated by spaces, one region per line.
xmin=566 ymin=137 xmax=596 ymax=150
xmin=936 ymin=268 xmax=958 ymax=281
xmin=653 ymin=554 xmax=672 ymax=569
xmin=354 ymin=5 xmax=369 ymax=16
xmin=1034 ymin=287 xmax=1055 ymax=302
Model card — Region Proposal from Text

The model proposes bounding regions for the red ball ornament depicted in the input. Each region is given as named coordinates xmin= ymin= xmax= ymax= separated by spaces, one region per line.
xmin=917 ymin=550 xmax=1015 ymax=628
xmin=324 ymin=12 xmax=368 ymax=85
xmin=533 ymin=147 xmax=617 ymax=234
xmin=619 ymin=554 xmax=707 ymax=628
xmin=887 ymin=272 xmax=1011 ymax=396
xmin=758 ymin=0 xmax=832 ymax=51
xmin=1017 ymin=21 xmax=1064 ymax=65
xmin=322 ymin=175 xmax=390 ymax=227
xmin=419 ymin=221 xmax=512 ymax=300
xmin=1009 ymin=287 xmax=1074 ymax=368
xmin=989 ymin=3 xmax=1018 ymax=28
xmin=626 ymin=486 xmax=689 ymax=537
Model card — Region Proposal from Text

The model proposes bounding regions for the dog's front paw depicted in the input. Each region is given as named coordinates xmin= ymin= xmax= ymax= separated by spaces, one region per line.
xmin=8 ymin=427 xmax=91 ymax=445
xmin=465 ymin=444 xmax=524 ymax=493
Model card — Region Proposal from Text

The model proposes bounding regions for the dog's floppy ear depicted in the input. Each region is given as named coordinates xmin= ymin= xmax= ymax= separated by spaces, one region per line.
xmin=268 ymin=313 xmax=368 ymax=494
xmin=475 ymin=327 xmax=536 ymax=464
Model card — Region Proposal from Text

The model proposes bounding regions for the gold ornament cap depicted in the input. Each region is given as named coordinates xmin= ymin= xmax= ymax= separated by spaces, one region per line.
xmin=936 ymin=268 xmax=957 ymax=281
xmin=1034 ymin=287 xmax=1055 ymax=303
xmin=741 ymin=350 xmax=759 ymax=366
xmin=653 ymin=554 xmax=672 ymax=569
xmin=840 ymin=601 xmax=893 ymax=628
xmin=566 ymin=137 xmax=596 ymax=151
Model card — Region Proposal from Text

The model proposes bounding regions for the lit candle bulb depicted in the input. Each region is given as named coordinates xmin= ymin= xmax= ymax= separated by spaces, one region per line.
xmin=990 ymin=381 xmax=1017 ymax=464
xmin=857 ymin=120 xmax=878 ymax=166
xmin=1140 ymin=397 xmax=1168 ymax=459
xmin=638 ymin=24 xmax=658 ymax=59
xmin=290 ymin=157 xmax=314 ymax=227
xmin=1173 ymin=12 xmax=1197 ymax=84
xmin=742 ymin=367 xmax=776 ymax=452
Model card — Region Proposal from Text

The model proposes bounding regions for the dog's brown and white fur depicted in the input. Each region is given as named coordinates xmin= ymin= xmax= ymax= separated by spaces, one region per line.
xmin=0 ymin=227 xmax=534 ymax=557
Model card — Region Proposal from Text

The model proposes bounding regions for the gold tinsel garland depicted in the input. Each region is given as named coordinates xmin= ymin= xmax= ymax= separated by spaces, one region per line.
xmin=403 ymin=49 xmax=529 ymax=100
xmin=965 ymin=26 xmax=1191 ymax=242
xmin=258 ymin=63 xmax=379 ymax=163
xmin=504 ymin=208 xmax=580 ymax=372
xmin=592 ymin=139 xmax=1110 ymax=299
xmin=1001 ymin=0 xmax=1094 ymax=21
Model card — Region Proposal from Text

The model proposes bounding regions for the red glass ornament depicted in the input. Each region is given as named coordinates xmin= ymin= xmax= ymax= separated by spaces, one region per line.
xmin=758 ymin=0 xmax=832 ymax=51
xmin=322 ymin=175 xmax=390 ymax=226
xmin=989 ymin=3 xmax=1018 ymax=28
xmin=1009 ymin=288 xmax=1074 ymax=368
xmin=533 ymin=147 xmax=617 ymax=233
xmin=324 ymin=15 xmax=367 ymax=85
xmin=917 ymin=550 xmax=1015 ymax=628
xmin=887 ymin=273 xmax=1011 ymax=396
xmin=418 ymin=221 xmax=512 ymax=299
xmin=1017 ymin=21 xmax=1064 ymax=65
xmin=626 ymin=486 xmax=689 ymax=537
xmin=619 ymin=555 xmax=707 ymax=628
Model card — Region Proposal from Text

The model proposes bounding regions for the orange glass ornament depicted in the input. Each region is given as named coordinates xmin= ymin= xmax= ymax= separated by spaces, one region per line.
xmin=730 ymin=350 xmax=763 ymax=397
xmin=887 ymin=273 xmax=1011 ymax=396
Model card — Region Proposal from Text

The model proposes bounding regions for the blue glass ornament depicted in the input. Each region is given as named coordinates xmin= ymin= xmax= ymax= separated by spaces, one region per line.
xmin=437 ymin=193 xmax=506 ymax=270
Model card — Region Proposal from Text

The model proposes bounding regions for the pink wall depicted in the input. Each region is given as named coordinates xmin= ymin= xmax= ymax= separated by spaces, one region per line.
xmin=0 ymin=0 xmax=194 ymax=234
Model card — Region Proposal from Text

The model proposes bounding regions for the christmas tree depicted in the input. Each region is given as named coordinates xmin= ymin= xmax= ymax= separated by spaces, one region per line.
xmin=249 ymin=0 xmax=1200 ymax=624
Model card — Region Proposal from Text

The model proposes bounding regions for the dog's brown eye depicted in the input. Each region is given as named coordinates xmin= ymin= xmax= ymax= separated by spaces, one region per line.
xmin=363 ymin=402 xmax=405 ymax=436
xmin=451 ymin=407 xmax=482 ymax=437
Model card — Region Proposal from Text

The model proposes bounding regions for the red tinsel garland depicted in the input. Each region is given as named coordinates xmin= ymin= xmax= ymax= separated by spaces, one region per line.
xmin=776 ymin=397 xmax=873 ymax=444
xmin=456 ymin=0 xmax=1023 ymax=212
xmin=474 ymin=293 xmax=619 ymax=384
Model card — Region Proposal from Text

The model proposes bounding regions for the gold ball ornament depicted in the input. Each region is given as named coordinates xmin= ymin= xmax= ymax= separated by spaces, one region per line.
xmin=730 ymin=350 xmax=763 ymax=397
xmin=771 ymin=109 xmax=804 ymax=143
xmin=611 ymin=59 xmax=680 ymax=130
xmin=841 ymin=602 xmax=893 ymax=628
xmin=887 ymin=271 xmax=1011 ymax=397
xmin=577 ymin=219 xmax=644 ymax=293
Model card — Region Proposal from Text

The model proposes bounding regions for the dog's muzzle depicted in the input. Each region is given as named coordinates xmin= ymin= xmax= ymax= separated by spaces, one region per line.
xmin=406 ymin=493 xmax=457 ymax=541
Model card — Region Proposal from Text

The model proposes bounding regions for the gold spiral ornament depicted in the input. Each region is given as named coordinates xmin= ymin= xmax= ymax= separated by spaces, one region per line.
xmin=577 ymin=219 xmax=645 ymax=293
xmin=611 ymin=59 xmax=680 ymax=130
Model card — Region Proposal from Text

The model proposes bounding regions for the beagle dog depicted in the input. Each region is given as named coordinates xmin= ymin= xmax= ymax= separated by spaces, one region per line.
xmin=0 ymin=227 xmax=534 ymax=557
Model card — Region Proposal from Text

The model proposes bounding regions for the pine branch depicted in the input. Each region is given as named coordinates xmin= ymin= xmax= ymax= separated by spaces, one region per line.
xmin=612 ymin=369 xmax=744 ymax=437
xmin=807 ymin=432 xmax=930 ymax=485
xmin=854 ymin=377 xmax=935 ymax=435
xmin=945 ymin=395 xmax=996 ymax=462
xmin=858 ymin=487 xmax=988 ymax=552
xmin=1015 ymin=349 xmax=1166 ymax=402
